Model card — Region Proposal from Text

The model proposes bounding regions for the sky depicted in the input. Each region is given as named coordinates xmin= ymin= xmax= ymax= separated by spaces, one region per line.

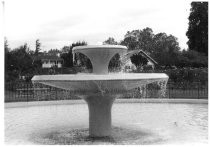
xmin=3 ymin=0 xmax=193 ymax=51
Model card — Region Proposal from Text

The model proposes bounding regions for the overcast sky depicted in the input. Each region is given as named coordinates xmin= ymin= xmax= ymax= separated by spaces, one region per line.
xmin=3 ymin=0 xmax=192 ymax=51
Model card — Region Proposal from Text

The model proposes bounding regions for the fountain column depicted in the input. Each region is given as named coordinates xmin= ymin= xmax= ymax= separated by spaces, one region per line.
xmin=72 ymin=45 xmax=127 ymax=137
xmin=84 ymin=95 xmax=115 ymax=137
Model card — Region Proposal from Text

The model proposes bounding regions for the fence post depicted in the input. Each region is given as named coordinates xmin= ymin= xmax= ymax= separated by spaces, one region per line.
xmin=26 ymin=83 xmax=28 ymax=102
xmin=145 ymin=85 xmax=147 ymax=98
xmin=168 ymin=83 xmax=170 ymax=99
xmin=197 ymin=82 xmax=200 ymax=99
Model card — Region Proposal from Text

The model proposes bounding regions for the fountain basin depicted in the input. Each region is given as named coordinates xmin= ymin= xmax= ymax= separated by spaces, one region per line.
xmin=32 ymin=73 xmax=168 ymax=137
xmin=5 ymin=99 xmax=208 ymax=145
xmin=32 ymin=45 xmax=169 ymax=137
xmin=32 ymin=73 xmax=168 ymax=93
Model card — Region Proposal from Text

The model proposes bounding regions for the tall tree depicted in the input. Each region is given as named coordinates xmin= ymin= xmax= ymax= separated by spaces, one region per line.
xmin=4 ymin=37 xmax=10 ymax=53
xmin=186 ymin=2 xmax=208 ymax=55
xmin=35 ymin=39 xmax=41 ymax=55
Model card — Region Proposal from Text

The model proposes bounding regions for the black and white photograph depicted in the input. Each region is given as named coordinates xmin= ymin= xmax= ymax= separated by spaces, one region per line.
xmin=2 ymin=0 xmax=208 ymax=145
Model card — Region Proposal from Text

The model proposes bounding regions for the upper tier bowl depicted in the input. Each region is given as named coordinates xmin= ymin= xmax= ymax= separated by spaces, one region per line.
xmin=72 ymin=45 xmax=127 ymax=74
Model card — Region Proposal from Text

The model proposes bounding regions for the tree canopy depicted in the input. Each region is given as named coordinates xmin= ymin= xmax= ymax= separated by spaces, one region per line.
xmin=35 ymin=39 xmax=41 ymax=55
xmin=186 ymin=2 xmax=208 ymax=55
xmin=103 ymin=37 xmax=118 ymax=45
xmin=120 ymin=28 xmax=181 ymax=66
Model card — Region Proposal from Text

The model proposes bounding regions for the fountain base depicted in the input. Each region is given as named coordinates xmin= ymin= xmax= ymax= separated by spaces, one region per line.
xmin=84 ymin=95 xmax=116 ymax=137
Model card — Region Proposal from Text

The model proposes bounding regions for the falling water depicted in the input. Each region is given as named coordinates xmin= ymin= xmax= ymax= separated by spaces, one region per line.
xmin=116 ymin=49 xmax=169 ymax=99
xmin=119 ymin=50 xmax=140 ymax=73
xmin=32 ymin=74 xmax=168 ymax=101
xmin=157 ymin=79 xmax=168 ymax=98
xmin=32 ymin=48 xmax=169 ymax=100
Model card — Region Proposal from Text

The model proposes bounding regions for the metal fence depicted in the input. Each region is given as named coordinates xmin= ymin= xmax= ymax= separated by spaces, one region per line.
xmin=5 ymin=82 xmax=208 ymax=102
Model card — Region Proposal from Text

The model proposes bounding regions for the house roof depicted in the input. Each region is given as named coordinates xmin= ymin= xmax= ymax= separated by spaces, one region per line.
xmin=139 ymin=50 xmax=158 ymax=65
xmin=125 ymin=50 xmax=158 ymax=65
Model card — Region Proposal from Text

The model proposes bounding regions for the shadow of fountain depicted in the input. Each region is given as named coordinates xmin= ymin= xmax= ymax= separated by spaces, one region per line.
xmin=31 ymin=126 xmax=166 ymax=145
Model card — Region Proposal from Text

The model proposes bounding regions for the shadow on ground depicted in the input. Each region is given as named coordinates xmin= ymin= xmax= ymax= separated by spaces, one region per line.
xmin=31 ymin=126 xmax=166 ymax=145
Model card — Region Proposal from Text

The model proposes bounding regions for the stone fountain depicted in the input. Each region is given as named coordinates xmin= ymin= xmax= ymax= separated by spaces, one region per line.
xmin=32 ymin=45 xmax=168 ymax=137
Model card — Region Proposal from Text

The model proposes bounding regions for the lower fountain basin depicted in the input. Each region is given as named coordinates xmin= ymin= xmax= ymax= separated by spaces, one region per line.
xmin=32 ymin=73 xmax=168 ymax=95
xmin=32 ymin=73 xmax=169 ymax=137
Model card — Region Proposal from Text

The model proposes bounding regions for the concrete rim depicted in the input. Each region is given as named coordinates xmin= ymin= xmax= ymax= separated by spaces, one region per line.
xmin=5 ymin=98 xmax=208 ymax=109
xmin=32 ymin=73 xmax=169 ymax=81
xmin=72 ymin=45 xmax=127 ymax=51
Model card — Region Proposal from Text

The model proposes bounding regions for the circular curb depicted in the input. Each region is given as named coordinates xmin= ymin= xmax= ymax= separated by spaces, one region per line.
xmin=5 ymin=98 xmax=208 ymax=108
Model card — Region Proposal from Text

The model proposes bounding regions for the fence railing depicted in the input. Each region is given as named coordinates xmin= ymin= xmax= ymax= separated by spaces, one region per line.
xmin=4 ymin=82 xmax=208 ymax=102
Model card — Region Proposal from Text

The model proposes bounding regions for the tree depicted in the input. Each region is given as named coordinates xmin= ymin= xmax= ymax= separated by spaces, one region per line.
xmin=61 ymin=46 xmax=70 ymax=53
xmin=35 ymin=39 xmax=41 ymax=55
xmin=130 ymin=53 xmax=148 ymax=68
xmin=71 ymin=41 xmax=92 ymax=69
xmin=60 ymin=49 xmax=74 ymax=68
xmin=152 ymin=33 xmax=181 ymax=66
xmin=4 ymin=37 xmax=10 ymax=53
xmin=178 ymin=50 xmax=208 ymax=67
xmin=48 ymin=49 xmax=61 ymax=56
xmin=108 ymin=53 xmax=122 ymax=72
xmin=5 ymin=38 xmax=12 ymax=81
xmin=102 ymin=37 xmax=122 ymax=71
xmin=103 ymin=37 xmax=118 ymax=45
xmin=5 ymin=43 xmax=34 ymax=82
xmin=186 ymin=2 xmax=208 ymax=55
xmin=121 ymin=27 xmax=154 ymax=53
xmin=120 ymin=28 xmax=181 ymax=66
xmin=60 ymin=41 xmax=90 ymax=68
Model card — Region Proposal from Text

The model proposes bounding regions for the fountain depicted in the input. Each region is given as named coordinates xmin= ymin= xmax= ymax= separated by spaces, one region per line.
xmin=32 ymin=45 xmax=169 ymax=137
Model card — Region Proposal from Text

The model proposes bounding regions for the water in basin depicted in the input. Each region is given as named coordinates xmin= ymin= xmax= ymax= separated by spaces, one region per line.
xmin=5 ymin=101 xmax=208 ymax=145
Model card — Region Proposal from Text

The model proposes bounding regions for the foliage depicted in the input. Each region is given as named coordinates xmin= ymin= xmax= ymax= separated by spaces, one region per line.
xmin=5 ymin=43 xmax=34 ymax=82
xmin=48 ymin=49 xmax=61 ymax=55
xmin=103 ymin=37 xmax=118 ymax=45
xmin=61 ymin=46 xmax=70 ymax=53
xmin=108 ymin=53 xmax=122 ymax=72
xmin=120 ymin=28 xmax=181 ymax=66
xmin=166 ymin=68 xmax=208 ymax=87
xmin=152 ymin=33 xmax=181 ymax=66
xmin=136 ymin=67 xmax=208 ymax=87
xmin=103 ymin=37 xmax=122 ymax=71
xmin=121 ymin=27 xmax=154 ymax=52
xmin=176 ymin=50 xmax=208 ymax=67
xmin=4 ymin=38 xmax=10 ymax=53
xmin=186 ymin=2 xmax=208 ymax=55
xmin=60 ymin=52 xmax=73 ymax=67
xmin=60 ymin=41 xmax=90 ymax=69
xmin=35 ymin=39 xmax=41 ymax=55
xmin=130 ymin=53 xmax=148 ymax=67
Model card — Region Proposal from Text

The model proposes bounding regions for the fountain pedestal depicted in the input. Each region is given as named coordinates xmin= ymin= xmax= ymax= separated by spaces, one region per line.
xmin=84 ymin=95 xmax=115 ymax=137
